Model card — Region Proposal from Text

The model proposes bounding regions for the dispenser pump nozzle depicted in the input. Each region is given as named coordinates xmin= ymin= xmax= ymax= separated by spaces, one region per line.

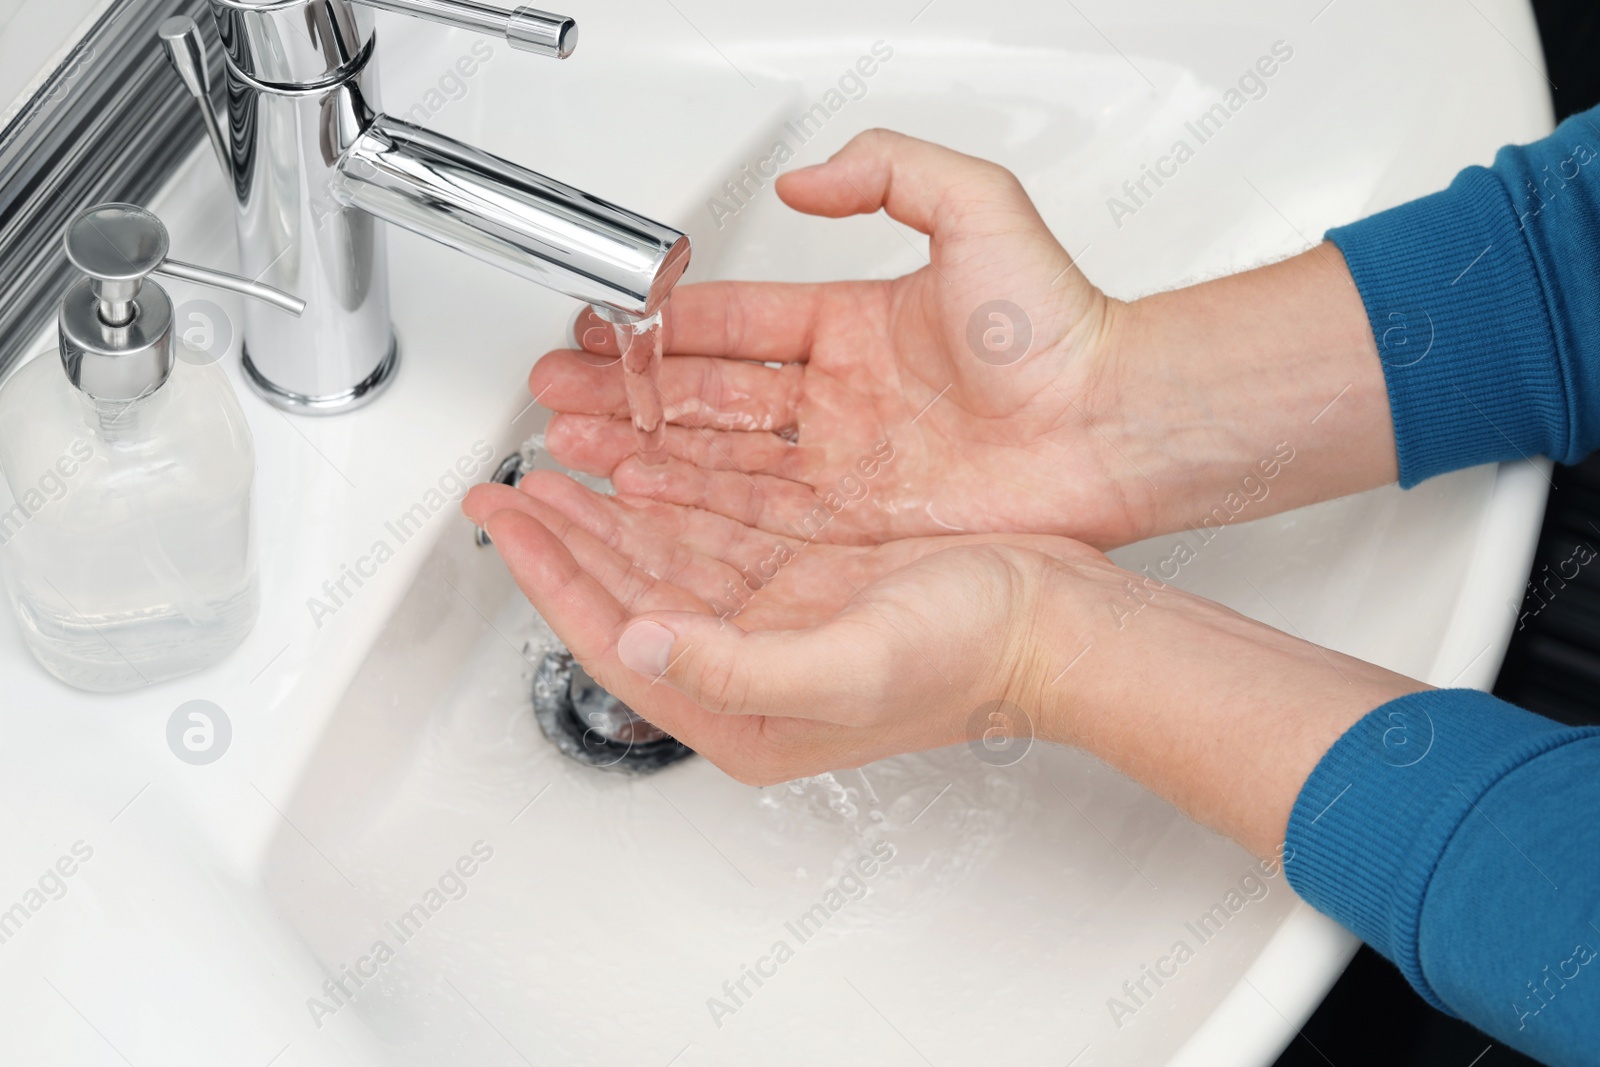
xmin=65 ymin=204 xmax=306 ymax=324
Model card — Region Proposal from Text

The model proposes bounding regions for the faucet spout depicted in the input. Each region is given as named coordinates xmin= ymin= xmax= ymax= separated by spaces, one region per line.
xmin=160 ymin=1 xmax=689 ymax=413
xmin=335 ymin=116 xmax=690 ymax=321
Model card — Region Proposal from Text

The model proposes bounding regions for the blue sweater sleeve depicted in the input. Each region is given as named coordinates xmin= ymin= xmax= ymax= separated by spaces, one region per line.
xmin=1326 ymin=103 xmax=1600 ymax=485
xmin=1286 ymin=690 xmax=1600 ymax=1065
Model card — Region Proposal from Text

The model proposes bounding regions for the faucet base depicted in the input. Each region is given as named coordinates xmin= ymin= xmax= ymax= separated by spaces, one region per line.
xmin=242 ymin=337 xmax=400 ymax=416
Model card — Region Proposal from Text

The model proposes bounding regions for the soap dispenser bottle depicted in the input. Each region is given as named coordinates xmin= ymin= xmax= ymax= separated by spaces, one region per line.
xmin=0 ymin=203 xmax=305 ymax=692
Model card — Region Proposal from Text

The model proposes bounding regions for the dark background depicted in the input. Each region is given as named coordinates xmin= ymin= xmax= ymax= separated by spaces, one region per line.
xmin=1272 ymin=2 xmax=1600 ymax=1064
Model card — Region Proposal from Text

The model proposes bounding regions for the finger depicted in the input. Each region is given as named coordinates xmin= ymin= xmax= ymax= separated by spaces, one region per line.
xmin=482 ymin=509 xmax=630 ymax=664
xmin=614 ymin=609 xmax=888 ymax=724
xmin=775 ymin=128 xmax=1059 ymax=245
xmin=569 ymin=309 xmax=619 ymax=356
xmin=545 ymin=415 xmax=805 ymax=479
xmin=531 ymin=350 xmax=805 ymax=431
xmin=480 ymin=509 xmax=758 ymax=753
xmin=574 ymin=282 xmax=824 ymax=363
xmin=611 ymin=457 xmax=886 ymax=546
xmin=515 ymin=470 xmax=834 ymax=625
xmin=464 ymin=484 xmax=705 ymax=614
xmin=513 ymin=471 xmax=744 ymax=603
xmin=516 ymin=470 xmax=802 ymax=601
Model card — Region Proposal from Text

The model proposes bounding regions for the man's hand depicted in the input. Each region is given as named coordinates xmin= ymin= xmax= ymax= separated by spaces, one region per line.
xmin=465 ymin=474 xmax=1421 ymax=857
xmin=532 ymin=129 xmax=1398 ymax=550
xmin=534 ymin=129 xmax=1148 ymax=545
xmin=465 ymin=474 xmax=1093 ymax=779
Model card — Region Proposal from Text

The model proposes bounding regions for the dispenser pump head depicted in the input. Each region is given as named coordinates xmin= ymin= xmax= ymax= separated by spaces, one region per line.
xmin=65 ymin=203 xmax=170 ymax=328
xmin=59 ymin=203 xmax=305 ymax=400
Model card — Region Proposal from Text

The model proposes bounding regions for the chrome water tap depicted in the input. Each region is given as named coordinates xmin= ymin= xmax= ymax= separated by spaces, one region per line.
xmin=160 ymin=1 xmax=691 ymax=414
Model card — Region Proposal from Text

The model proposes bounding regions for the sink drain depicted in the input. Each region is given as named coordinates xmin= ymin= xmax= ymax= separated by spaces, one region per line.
xmin=532 ymin=651 xmax=694 ymax=773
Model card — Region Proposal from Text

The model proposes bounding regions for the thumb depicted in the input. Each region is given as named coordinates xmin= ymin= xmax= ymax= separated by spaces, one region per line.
xmin=775 ymin=128 xmax=1057 ymax=244
xmin=615 ymin=612 xmax=884 ymax=724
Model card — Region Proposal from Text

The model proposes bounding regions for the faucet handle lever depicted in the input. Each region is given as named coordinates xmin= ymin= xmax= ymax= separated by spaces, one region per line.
xmin=157 ymin=17 xmax=230 ymax=179
xmin=351 ymin=0 xmax=577 ymax=59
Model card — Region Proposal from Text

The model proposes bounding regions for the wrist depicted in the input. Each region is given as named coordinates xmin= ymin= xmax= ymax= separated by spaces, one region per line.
xmin=1028 ymin=553 xmax=1426 ymax=855
xmin=1096 ymin=246 xmax=1399 ymax=543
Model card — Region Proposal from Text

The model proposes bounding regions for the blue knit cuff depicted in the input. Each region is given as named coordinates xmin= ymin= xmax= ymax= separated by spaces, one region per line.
xmin=1326 ymin=169 xmax=1567 ymax=487
xmin=1285 ymin=690 xmax=1588 ymax=1011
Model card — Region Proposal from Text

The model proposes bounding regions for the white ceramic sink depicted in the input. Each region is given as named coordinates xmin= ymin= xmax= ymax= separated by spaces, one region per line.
xmin=0 ymin=2 xmax=1554 ymax=1065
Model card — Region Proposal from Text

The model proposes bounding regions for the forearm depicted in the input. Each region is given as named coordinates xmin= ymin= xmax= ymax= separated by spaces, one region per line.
xmin=1030 ymin=557 xmax=1422 ymax=858
xmin=1105 ymin=101 xmax=1600 ymax=536
xmin=1024 ymin=554 xmax=1600 ymax=1063
xmin=1311 ymin=102 xmax=1600 ymax=486
xmin=1290 ymin=690 xmax=1600 ymax=1064
xmin=1106 ymin=244 xmax=1398 ymax=540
